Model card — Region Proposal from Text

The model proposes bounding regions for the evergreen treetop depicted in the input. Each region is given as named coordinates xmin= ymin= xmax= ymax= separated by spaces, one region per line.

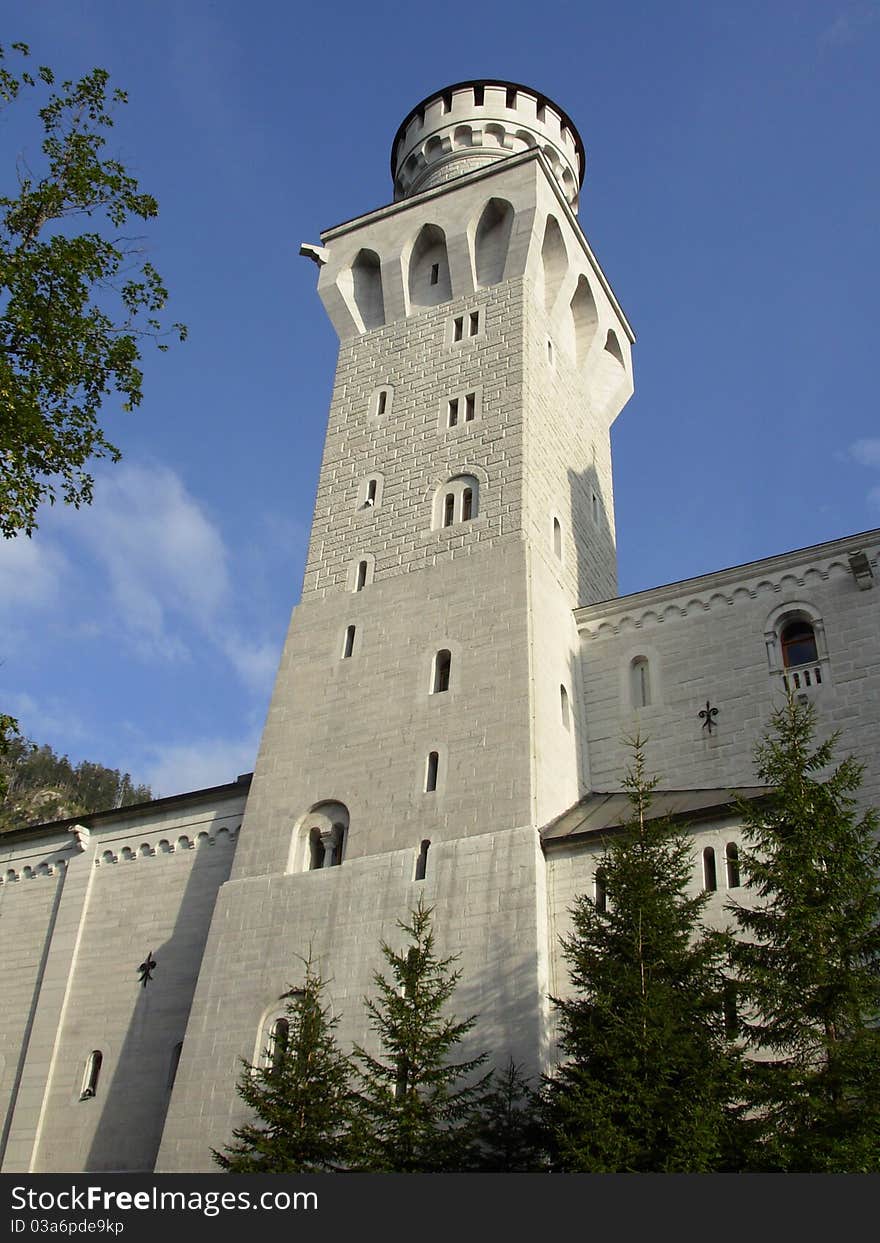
xmin=544 ymin=737 xmax=740 ymax=1172
xmin=349 ymin=897 xmax=490 ymax=1172
xmin=730 ymin=695 xmax=880 ymax=1171
xmin=213 ymin=958 xmax=353 ymax=1173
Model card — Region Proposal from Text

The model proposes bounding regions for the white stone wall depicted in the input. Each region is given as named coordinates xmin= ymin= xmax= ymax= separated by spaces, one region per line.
xmin=0 ymin=830 xmax=75 ymax=1169
xmin=576 ymin=535 xmax=880 ymax=805
xmin=0 ymin=791 xmax=244 ymax=1173
xmin=157 ymin=826 xmax=546 ymax=1172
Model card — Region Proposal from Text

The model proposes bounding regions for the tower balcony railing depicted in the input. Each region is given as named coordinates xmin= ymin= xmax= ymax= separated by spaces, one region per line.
xmin=780 ymin=661 xmax=824 ymax=694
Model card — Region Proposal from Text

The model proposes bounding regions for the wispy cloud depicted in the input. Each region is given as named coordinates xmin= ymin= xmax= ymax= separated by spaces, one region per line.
xmin=68 ymin=461 xmax=231 ymax=657
xmin=0 ymin=531 xmax=69 ymax=612
xmin=819 ymin=3 xmax=879 ymax=48
xmin=0 ymin=459 xmax=292 ymax=698
xmin=849 ymin=438 xmax=880 ymax=468
xmin=847 ymin=438 xmax=880 ymax=509
xmin=2 ymin=691 xmax=93 ymax=747
xmin=142 ymin=730 xmax=259 ymax=798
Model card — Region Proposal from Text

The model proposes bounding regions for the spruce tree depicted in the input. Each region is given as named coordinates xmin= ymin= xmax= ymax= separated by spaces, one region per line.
xmin=544 ymin=738 xmax=740 ymax=1172
xmin=213 ymin=959 xmax=353 ymax=1172
xmin=731 ymin=696 xmax=880 ymax=1172
xmin=349 ymin=898 xmax=490 ymax=1172
xmin=473 ymin=1058 xmax=547 ymax=1172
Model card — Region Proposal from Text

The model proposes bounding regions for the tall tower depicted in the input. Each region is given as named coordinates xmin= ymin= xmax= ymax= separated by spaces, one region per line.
xmin=157 ymin=81 xmax=634 ymax=1171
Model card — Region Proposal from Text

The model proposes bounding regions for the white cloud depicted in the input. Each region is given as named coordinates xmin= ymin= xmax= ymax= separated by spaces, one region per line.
xmin=3 ymin=691 xmax=92 ymax=747
xmin=849 ymin=438 xmax=880 ymax=468
xmin=142 ymin=731 xmax=259 ymax=798
xmin=819 ymin=4 xmax=879 ymax=48
xmin=220 ymin=635 xmax=282 ymax=696
xmin=2 ymin=459 xmax=291 ymax=698
xmin=69 ymin=462 xmax=231 ymax=650
xmin=0 ymin=532 xmax=68 ymax=614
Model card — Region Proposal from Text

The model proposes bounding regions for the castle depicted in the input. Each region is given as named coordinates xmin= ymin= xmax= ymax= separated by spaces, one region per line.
xmin=1 ymin=80 xmax=878 ymax=1173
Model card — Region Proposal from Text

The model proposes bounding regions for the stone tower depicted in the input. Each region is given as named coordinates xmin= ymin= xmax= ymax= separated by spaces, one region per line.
xmin=157 ymin=80 xmax=634 ymax=1171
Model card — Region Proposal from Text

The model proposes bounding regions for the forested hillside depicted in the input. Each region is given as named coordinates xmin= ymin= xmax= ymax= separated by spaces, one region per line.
xmin=0 ymin=736 xmax=151 ymax=832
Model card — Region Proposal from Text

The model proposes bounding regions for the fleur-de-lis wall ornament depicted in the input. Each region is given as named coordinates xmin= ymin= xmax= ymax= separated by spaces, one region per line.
xmin=699 ymin=701 xmax=719 ymax=733
xmin=137 ymin=951 xmax=157 ymax=988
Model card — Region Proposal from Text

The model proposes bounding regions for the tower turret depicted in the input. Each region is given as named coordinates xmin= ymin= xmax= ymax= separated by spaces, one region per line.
xmin=391 ymin=80 xmax=584 ymax=209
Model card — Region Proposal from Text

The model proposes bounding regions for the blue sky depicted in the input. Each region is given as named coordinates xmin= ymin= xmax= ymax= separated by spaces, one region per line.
xmin=1 ymin=1 xmax=878 ymax=797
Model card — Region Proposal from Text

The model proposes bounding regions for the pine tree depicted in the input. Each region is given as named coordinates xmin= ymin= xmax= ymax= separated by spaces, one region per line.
xmin=731 ymin=695 xmax=880 ymax=1172
xmin=213 ymin=959 xmax=353 ymax=1173
xmin=473 ymin=1058 xmax=547 ymax=1172
xmin=544 ymin=738 xmax=741 ymax=1172
xmin=349 ymin=897 xmax=490 ymax=1172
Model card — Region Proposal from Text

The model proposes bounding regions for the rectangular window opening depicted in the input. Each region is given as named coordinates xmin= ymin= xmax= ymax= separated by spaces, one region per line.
xmin=453 ymin=316 xmax=464 ymax=343
xmin=464 ymin=392 xmax=475 ymax=422
xmin=430 ymin=262 xmax=439 ymax=286
xmin=377 ymin=390 xmax=387 ymax=416
xmin=469 ymin=311 xmax=480 ymax=337
xmin=447 ymin=398 xmax=459 ymax=428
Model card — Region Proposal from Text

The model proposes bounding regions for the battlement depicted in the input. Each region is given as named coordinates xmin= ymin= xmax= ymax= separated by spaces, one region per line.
xmin=391 ymin=80 xmax=584 ymax=210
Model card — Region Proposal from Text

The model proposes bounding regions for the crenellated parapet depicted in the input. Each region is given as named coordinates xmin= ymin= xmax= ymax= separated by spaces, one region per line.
xmin=391 ymin=80 xmax=584 ymax=209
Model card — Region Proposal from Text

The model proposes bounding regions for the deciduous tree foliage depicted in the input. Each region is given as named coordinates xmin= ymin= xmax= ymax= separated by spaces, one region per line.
xmin=0 ymin=42 xmax=185 ymax=538
xmin=544 ymin=738 xmax=741 ymax=1171
xmin=214 ymin=960 xmax=354 ymax=1173
xmin=731 ymin=696 xmax=880 ymax=1172
xmin=349 ymin=898 xmax=491 ymax=1172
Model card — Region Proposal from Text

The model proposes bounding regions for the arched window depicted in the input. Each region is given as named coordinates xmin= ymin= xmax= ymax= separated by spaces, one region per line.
xmin=268 ymin=1018 xmax=289 ymax=1071
xmin=425 ymin=752 xmax=439 ymax=793
xmin=366 ymin=479 xmax=377 ymax=505
xmin=415 ymin=839 xmax=431 ymax=881
xmin=594 ymin=867 xmax=607 ymax=914
xmin=630 ymin=657 xmax=651 ymax=708
xmin=342 ymin=625 xmax=356 ymax=659
xmin=294 ymin=801 xmax=349 ymax=874
xmin=781 ymin=620 xmax=818 ymax=669
xmin=703 ymin=846 xmax=717 ymax=893
xmin=433 ymin=650 xmax=451 ymax=693
xmin=80 ymin=1050 xmax=103 ymax=1100
xmin=434 ymin=475 xmax=480 ymax=529
xmin=560 ymin=684 xmax=570 ymax=729
xmin=553 ymin=517 xmax=562 ymax=560
xmin=725 ymin=842 xmax=741 ymax=889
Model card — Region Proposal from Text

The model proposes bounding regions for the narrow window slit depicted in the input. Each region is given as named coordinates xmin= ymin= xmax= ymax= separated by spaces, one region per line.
xmin=703 ymin=846 xmax=717 ymax=893
xmin=425 ymin=752 xmax=439 ymax=793
xmin=464 ymin=392 xmax=475 ymax=421
xmin=343 ymin=625 xmax=356 ymax=659
xmin=433 ymin=649 xmax=451 ymax=693
xmin=81 ymin=1051 xmax=103 ymax=1100
xmin=415 ymin=839 xmax=431 ymax=881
